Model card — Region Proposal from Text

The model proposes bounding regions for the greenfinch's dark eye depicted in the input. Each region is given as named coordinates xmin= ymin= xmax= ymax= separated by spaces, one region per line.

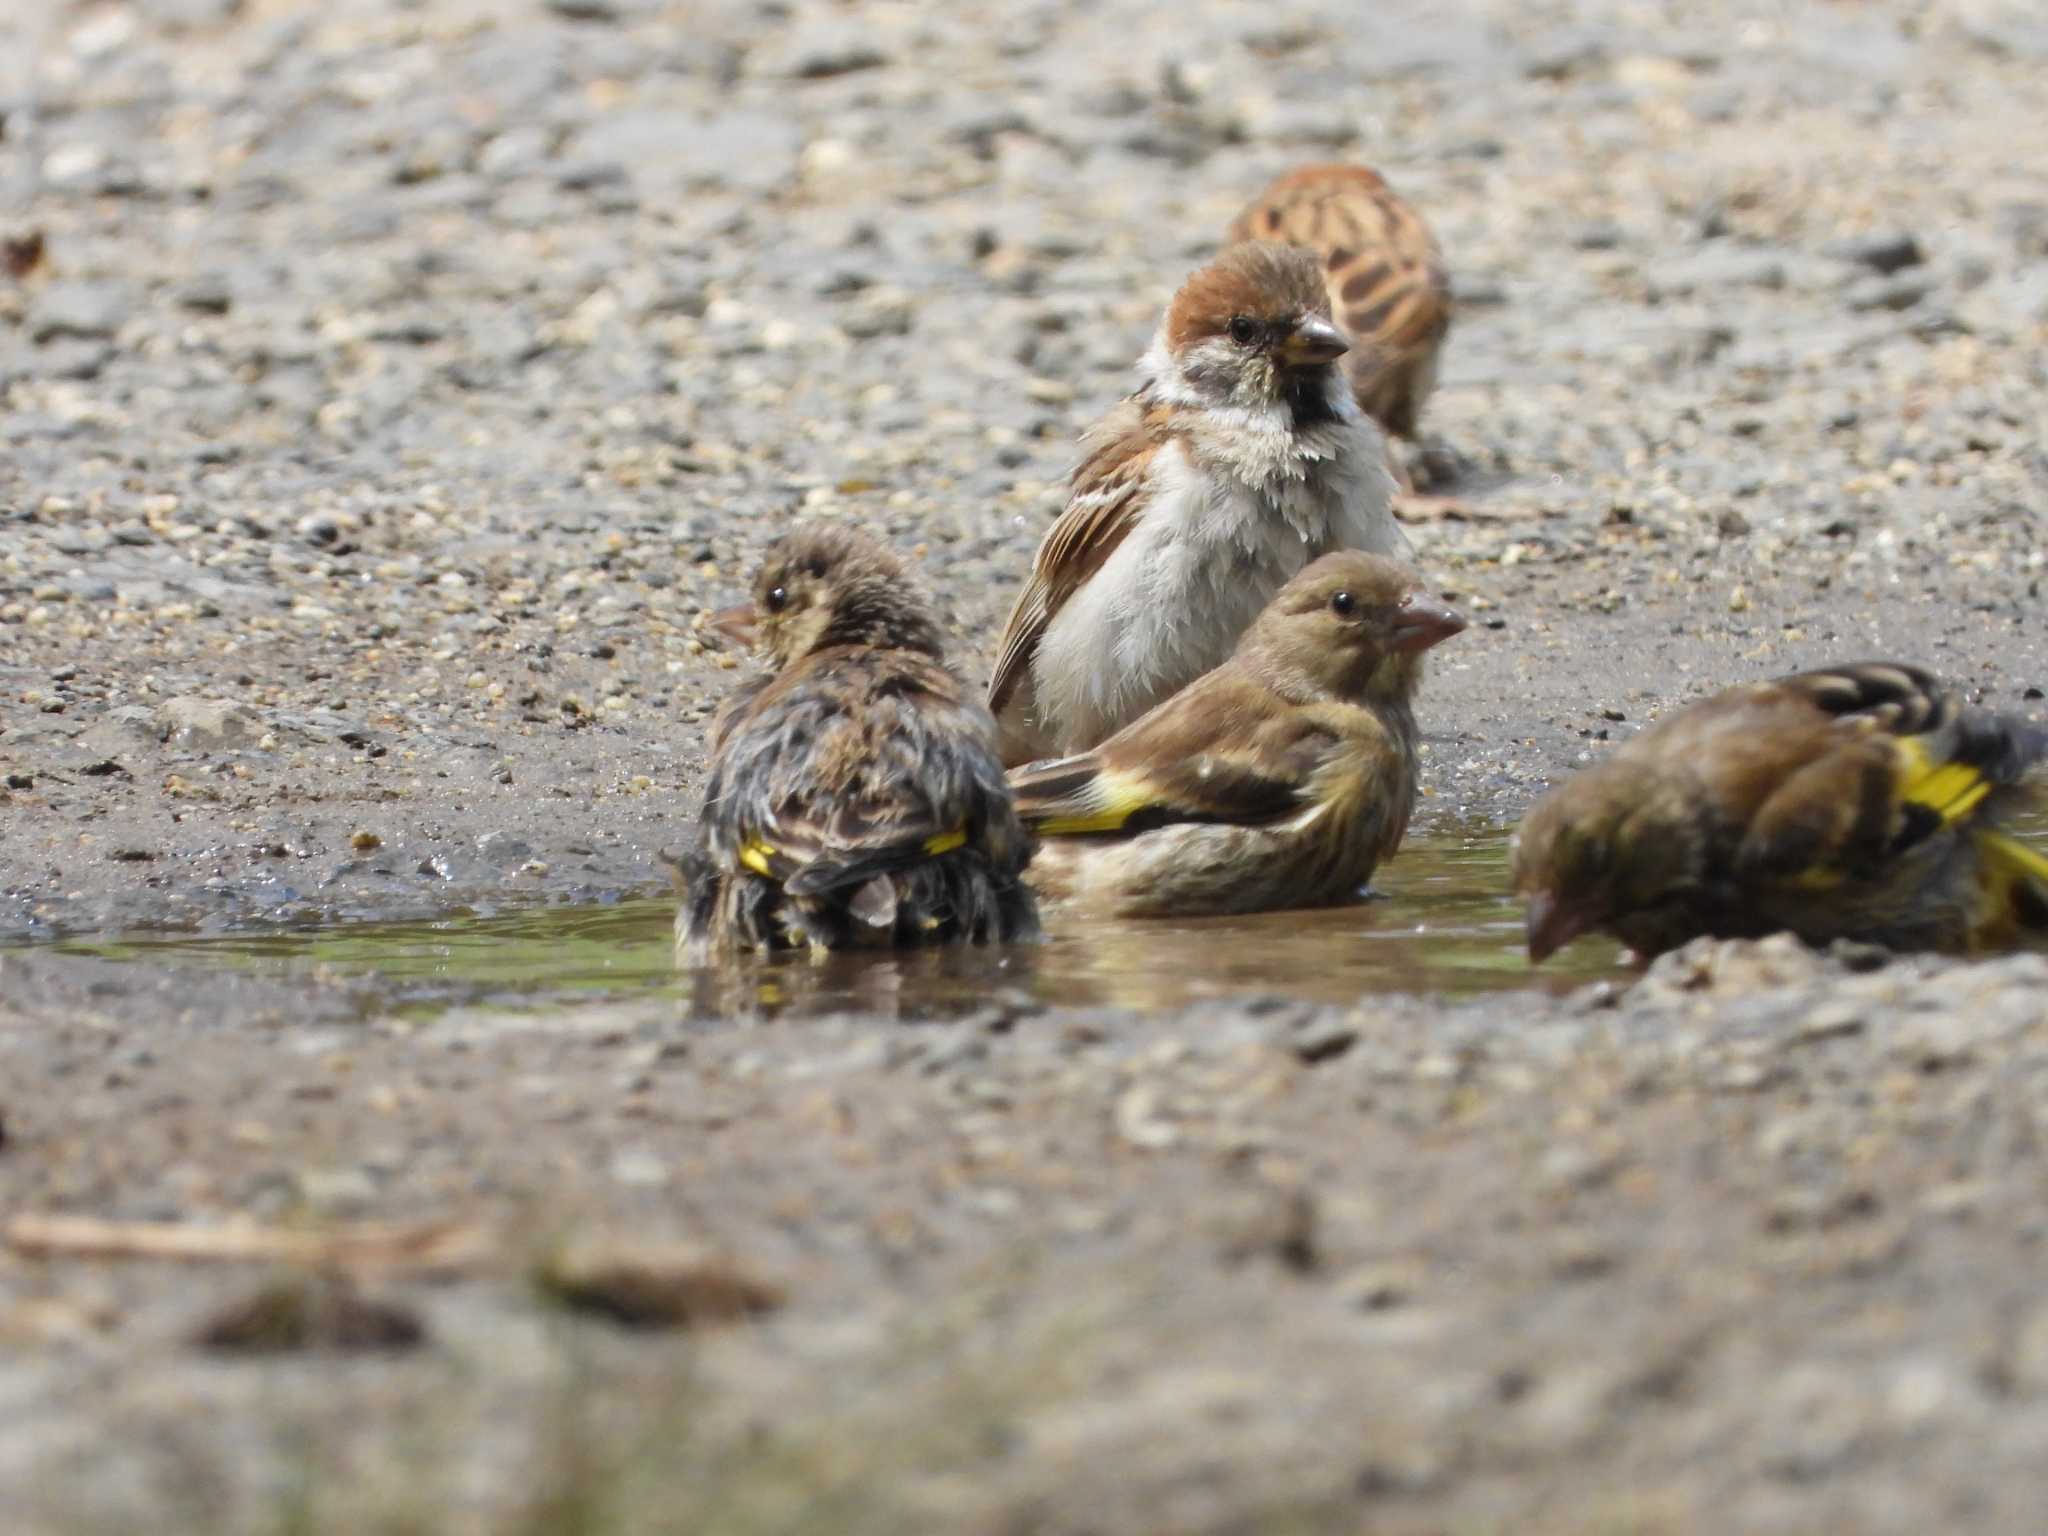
xmin=765 ymin=585 xmax=789 ymax=613
xmin=1329 ymin=590 xmax=1357 ymax=617
xmin=1227 ymin=315 xmax=1260 ymax=346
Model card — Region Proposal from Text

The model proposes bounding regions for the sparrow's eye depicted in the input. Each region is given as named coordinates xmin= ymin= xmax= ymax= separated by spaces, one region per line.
xmin=1227 ymin=315 xmax=1260 ymax=347
xmin=1329 ymin=591 xmax=1357 ymax=618
xmin=764 ymin=585 xmax=790 ymax=613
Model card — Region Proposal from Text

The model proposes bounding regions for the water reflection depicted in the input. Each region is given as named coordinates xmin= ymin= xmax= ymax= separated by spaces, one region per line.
xmin=44 ymin=827 xmax=1636 ymax=1021
xmin=683 ymin=825 xmax=1626 ymax=1017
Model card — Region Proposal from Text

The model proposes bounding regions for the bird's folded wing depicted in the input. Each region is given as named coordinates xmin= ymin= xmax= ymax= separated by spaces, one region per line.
xmin=1010 ymin=695 xmax=1335 ymax=836
xmin=714 ymin=662 xmax=999 ymax=898
xmin=1732 ymin=663 xmax=2045 ymax=885
xmin=1771 ymin=661 xmax=1954 ymax=736
xmin=988 ymin=400 xmax=1164 ymax=716
xmin=1355 ymin=254 xmax=1452 ymax=360
xmin=1009 ymin=753 xmax=1302 ymax=836
xmin=1327 ymin=181 xmax=1448 ymax=358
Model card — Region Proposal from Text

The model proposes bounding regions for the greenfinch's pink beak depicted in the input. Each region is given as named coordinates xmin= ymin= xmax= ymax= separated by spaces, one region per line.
xmin=1277 ymin=316 xmax=1348 ymax=368
xmin=1390 ymin=592 xmax=1467 ymax=653
xmin=709 ymin=604 xmax=759 ymax=649
xmin=1525 ymin=889 xmax=1595 ymax=964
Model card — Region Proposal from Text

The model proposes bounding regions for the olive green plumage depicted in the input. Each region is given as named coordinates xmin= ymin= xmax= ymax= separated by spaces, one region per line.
xmin=1513 ymin=662 xmax=2048 ymax=963
xmin=1006 ymin=551 xmax=1464 ymax=917
xmin=675 ymin=525 xmax=1039 ymax=959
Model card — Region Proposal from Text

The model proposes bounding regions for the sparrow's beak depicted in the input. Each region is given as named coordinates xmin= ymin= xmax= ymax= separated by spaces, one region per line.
xmin=1389 ymin=591 xmax=1467 ymax=653
xmin=1277 ymin=316 xmax=1349 ymax=368
xmin=1525 ymin=889 xmax=1595 ymax=964
xmin=708 ymin=603 xmax=760 ymax=650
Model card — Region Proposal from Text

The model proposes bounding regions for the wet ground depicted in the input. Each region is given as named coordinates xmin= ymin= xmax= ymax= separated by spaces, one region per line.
xmin=4 ymin=0 xmax=2048 ymax=1531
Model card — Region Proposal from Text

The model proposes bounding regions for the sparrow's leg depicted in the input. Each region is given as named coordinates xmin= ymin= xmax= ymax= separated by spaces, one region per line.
xmin=1388 ymin=443 xmax=1468 ymax=521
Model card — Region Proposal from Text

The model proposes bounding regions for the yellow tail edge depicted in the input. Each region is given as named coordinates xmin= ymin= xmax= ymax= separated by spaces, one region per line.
xmin=1978 ymin=830 xmax=2048 ymax=887
xmin=1975 ymin=829 xmax=2048 ymax=944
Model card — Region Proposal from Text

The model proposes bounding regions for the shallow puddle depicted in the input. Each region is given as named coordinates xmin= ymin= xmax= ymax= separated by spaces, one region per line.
xmin=42 ymin=827 xmax=1627 ymax=1022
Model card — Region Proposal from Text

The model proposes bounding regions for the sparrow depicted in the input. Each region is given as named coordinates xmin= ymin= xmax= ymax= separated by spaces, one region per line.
xmin=1225 ymin=163 xmax=1453 ymax=448
xmin=990 ymin=240 xmax=1411 ymax=766
xmin=1007 ymin=551 xmax=1464 ymax=918
xmin=1513 ymin=662 xmax=2048 ymax=963
xmin=674 ymin=524 xmax=1040 ymax=959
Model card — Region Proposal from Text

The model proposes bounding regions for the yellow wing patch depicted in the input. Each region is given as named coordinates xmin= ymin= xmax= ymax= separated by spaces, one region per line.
xmin=922 ymin=827 xmax=967 ymax=857
xmin=1782 ymin=735 xmax=1998 ymax=894
xmin=1030 ymin=770 xmax=1157 ymax=838
xmin=738 ymin=825 xmax=968 ymax=881
xmin=1895 ymin=738 xmax=1993 ymax=826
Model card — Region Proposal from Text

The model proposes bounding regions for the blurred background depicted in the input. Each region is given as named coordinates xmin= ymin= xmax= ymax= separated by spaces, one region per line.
xmin=2 ymin=0 xmax=2043 ymax=612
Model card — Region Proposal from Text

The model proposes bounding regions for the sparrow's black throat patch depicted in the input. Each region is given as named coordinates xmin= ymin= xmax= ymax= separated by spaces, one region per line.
xmin=1282 ymin=368 xmax=1342 ymax=430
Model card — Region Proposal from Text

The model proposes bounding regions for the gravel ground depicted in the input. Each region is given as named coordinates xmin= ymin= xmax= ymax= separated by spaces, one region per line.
xmin=3 ymin=0 xmax=2048 ymax=1530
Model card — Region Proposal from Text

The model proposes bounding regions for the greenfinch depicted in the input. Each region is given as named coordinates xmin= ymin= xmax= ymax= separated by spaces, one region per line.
xmin=1006 ymin=551 xmax=1464 ymax=917
xmin=674 ymin=525 xmax=1039 ymax=959
xmin=1513 ymin=662 xmax=2048 ymax=963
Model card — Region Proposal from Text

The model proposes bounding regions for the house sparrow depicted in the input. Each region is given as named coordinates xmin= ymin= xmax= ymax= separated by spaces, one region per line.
xmin=990 ymin=241 xmax=1410 ymax=766
xmin=1513 ymin=662 xmax=2048 ymax=963
xmin=674 ymin=525 xmax=1040 ymax=959
xmin=1225 ymin=163 xmax=1452 ymax=448
xmin=1007 ymin=552 xmax=1464 ymax=917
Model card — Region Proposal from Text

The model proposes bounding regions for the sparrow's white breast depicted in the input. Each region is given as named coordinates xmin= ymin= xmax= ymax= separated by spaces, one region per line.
xmin=1032 ymin=414 xmax=1405 ymax=755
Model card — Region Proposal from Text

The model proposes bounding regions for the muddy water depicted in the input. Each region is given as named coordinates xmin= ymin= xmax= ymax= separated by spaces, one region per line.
xmin=49 ymin=811 xmax=2048 ymax=1022
xmin=43 ymin=828 xmax=1625 ymax=1022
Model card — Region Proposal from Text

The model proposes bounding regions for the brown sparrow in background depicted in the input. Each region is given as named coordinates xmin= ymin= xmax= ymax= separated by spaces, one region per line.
xmin=989 ymin=241 xmax=1410 ymax=767
xmin=1010 ymin=552 xmax=1464 ymax=917
xmin=1226 ymin=164 xmax=1452 ymax=481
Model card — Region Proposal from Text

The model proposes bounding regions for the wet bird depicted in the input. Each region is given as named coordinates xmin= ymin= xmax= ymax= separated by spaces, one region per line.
xmin=1513 ymin=662 xmax=2048 ymax=963
xmin=674 ymin=525 xmax=1039 ymax=959
xmin=1007 ymin=552 xmax=1464 ymax=917
xmin=989 ymin=240 xmax=1411 ymax=767
xmin=1225 ymin=163 xmax=1452 ymax=455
